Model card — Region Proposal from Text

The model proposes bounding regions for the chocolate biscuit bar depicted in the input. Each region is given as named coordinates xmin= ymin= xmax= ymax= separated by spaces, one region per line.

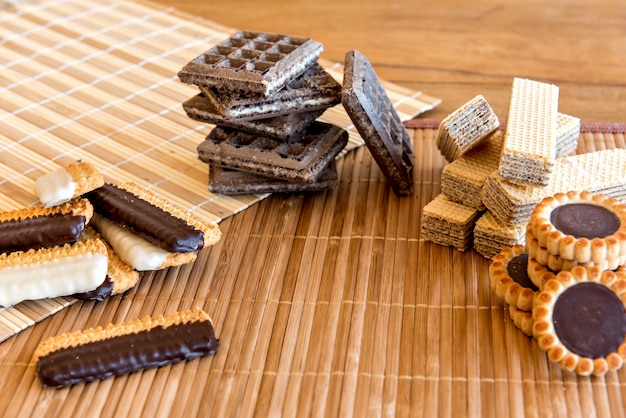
xmin=178 ymin=30 xmax=323 ymax=97
xmin=197 ymin=121 xmax=348 ymax=183
xmin=342 ymin=50 xmax=414 ymax=195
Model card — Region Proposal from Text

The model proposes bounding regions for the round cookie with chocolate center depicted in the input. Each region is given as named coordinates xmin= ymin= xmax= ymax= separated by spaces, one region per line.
xmin=529 ymin=191 xmax=626 ymax=265
xmin=532 ymin=266 xmax=626 ymax=376
xmin=489 ymin=244 xmax=539 ymax=311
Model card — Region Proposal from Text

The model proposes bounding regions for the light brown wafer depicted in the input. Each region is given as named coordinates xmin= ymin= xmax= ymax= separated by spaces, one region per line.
xmin=555 ymin=113 xmax=580 ymax=158
xmin=436 ymin=95 xmax=500 ymax=162
xmin=473 ymin=210 xmax=526 ymax=259
xmin=421 ymin=194 xmax=481 ymax=251
xmin=532 ymin=267 xmax=626 ymax=376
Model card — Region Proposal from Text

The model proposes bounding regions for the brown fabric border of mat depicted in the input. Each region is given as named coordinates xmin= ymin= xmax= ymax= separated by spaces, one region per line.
xmin=403 ymin=118 xmax=626 ymax=133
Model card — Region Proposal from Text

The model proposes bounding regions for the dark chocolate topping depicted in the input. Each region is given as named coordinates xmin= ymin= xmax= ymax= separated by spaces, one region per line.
xmin=550 ymin=203 xmax=620 ymax=239
xmin=72 ymin=276 xmax=114 ymax=301
xmin=37 ymin=320 xmax=219 ymax=388
xmin=0 ymin=214 xmax=86 ymax=253
xmin=506 ymin=253 xmax=538 ymax=291
xmin=86 ymin=184 xmax=204 ymax=253
xmin=552 ymin=282 xmax=626 ymax=358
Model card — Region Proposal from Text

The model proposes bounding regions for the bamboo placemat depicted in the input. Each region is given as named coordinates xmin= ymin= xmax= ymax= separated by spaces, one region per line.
xmin=0 ymin=0 xmax=440 ymax=343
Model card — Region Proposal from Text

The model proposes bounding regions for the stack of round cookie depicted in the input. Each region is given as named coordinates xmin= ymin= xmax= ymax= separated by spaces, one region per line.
xmin=490 ymin=190 xmax=626 ymax=376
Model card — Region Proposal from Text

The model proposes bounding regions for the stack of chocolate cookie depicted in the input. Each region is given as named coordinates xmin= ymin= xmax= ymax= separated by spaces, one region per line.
xmin=178 ymin=30 xmax=347 ymax=194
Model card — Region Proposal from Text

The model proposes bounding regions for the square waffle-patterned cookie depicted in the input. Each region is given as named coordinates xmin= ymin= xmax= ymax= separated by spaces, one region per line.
xmin=197 ymin=121 xmax=348 ymax=183
xmin=198 ymin=63 xmax=341 ymax=121
xmin=178 ymin=30 xmax=323 ymax=97
xmin=342 ymin=50 xmax=414 ymax=195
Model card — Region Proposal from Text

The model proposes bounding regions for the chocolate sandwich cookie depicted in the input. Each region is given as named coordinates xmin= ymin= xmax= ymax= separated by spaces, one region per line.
xmin=198 ymin=62 xmax=342 ymax=121
xmin=489 ymin=245 xmax=539 ymax=311
xmin=178 ymin=30 xmax=323 ymax=97
xmin=532 ymin=266 xmax=626 ymax=376
xmin=85 ymin=182 xmax=221 ymax=253
xmin=183 ymin=93 xmax=324 ymax=140
xmin=197 ymin=121 xmax=348 ymax=183
xmin=35 ymin=161 xmax=104 ymax=207
xmin=34 ymin=309 xmax=219 ymax=387
xmin=208 ymin=160 xmax=339 ymax=195
xmin=529 ymin=191 xmax=626 ymax=265
xmin=342 ymin=50 xmax=415 ymax=196
xmin=0 ymin=239 xmax=108 ymax=308
xmin=0 ymin=198 xmax=93 ymax=254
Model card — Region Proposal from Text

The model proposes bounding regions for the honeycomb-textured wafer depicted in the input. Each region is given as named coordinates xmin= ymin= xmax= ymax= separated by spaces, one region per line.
xmin=342 ymin=50 xmax=414 ymax=195
xmin=73 ymin=228 xmax=140 ymax=300
xmin=183 ymin=93 xmax=324 ymax=140
xmin=0 ymin=239 xmax=108 ymax=307
xmin=198 ymin=63 xmax=341 ymax=121
xmin=90 ymin=214 xmax=197 ymax=271
xmin=472 ymin=210 xmax=526 ymax=259
xmin=35 ymin=161 xmax=104 ymax=207
xmin=34 ymin=309 xmax=219 ymax=387
xmin=555 ymin=113 xmax=580 ymax=157
xmin=499 ymin=78 xmax=559 ymax=187
xmin=489 ymin=245 xmax=539 ymax=311
xmin=197 ymin=121 xmax=348 ymax=183
xmin=436 ymin=95 xmax=500 ymax=162
xmin=178 ymin=30 xmax=323 ymax=97
xmin=0 ymin=198 xmax=93 ymax=254
xmin=441 ymin=131 xmax=504 ymax=210
xmin=532 ymin=267 xmax=626 ymax=376
xmin=208 ymin=160 xmax=338 ymax=195
xmin=86 ymin=183 xmax=221 ymax=253
xmin=421 ymin=194 xmax=481 ymax=251
xmin=528 ymin=191 xmax=626 ymax=264
xmin=482 ymin=148 xmax=626 ymax=225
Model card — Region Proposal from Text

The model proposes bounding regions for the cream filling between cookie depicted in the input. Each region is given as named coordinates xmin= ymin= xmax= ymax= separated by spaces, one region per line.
xmin=0 ymin=253 xmax=108 ymax=307
xmin=91 ymin=214 xmax=168 ymax=271
xmin=35 ymin=168 xmax=76 ymax=207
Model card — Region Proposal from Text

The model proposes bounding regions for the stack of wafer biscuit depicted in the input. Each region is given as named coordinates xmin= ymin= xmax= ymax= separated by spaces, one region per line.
xmin=178 ymin=30 xmax=347 ymax=195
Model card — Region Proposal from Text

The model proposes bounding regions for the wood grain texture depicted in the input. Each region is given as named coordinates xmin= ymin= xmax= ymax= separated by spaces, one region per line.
xmin=149 ymin=0 xmax=626 ymax=123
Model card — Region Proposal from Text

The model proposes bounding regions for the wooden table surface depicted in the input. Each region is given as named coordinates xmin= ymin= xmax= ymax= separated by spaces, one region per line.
xmin=150 ymin=0 xmax=626 ymax=123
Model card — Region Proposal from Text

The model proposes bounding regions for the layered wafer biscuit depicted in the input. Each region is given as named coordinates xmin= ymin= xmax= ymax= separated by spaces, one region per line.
xmin=0 ymin=198 xmax=93 ymax=254
xmin=482 ymin=148 xmax=626 ymax=225
xmin=183 ymin=93 xmax=324 ymax=140
xmin=0 ymin=239 xmax=108 ymax=307
xmin=86 ymin=183 xmax=221 ymax=253
xmin=441 ymin=131 xmax=504 ymax=210
xmin=73 ymin=228 xmax=140 ymax=300
xmin=489 ymin=245 xmax=539 ymax=311
xmin=532 ymin=267 xmax=626 ymax=376
xmin=555 ymin=113 xmax=580 ymax=157
xmin=436 ymin=95 xmax=500 ymax=162
xmin=499 ymin=78 xmax=559 ymax=186
xmin=198 ymin=63 xmax=341 ymax=121
xmin=35 ymin=161 xmax=104 ymax=207
xmin=421 ymin=194 xmax=481 ymax=251
xmin=197 ymin=122 xmax=348 ymax=183
xmin=178 ymin=30 xmax=323 ymax=97
xmin=34 ymin=309 xmax=219 ymax=387
xmin=472 ymin=210 xmax=526 ymax=259
xmin=528 ymin=191 xmax=626 ymax=265
xmin=208 ymin=161 xmax=339 ymax=195
xmin=342 ymin=50 xmax=414 ymax=195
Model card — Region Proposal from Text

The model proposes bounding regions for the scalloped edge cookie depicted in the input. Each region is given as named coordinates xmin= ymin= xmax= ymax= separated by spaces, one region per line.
xmin=489 ymin=244 xmax=539 ymax=311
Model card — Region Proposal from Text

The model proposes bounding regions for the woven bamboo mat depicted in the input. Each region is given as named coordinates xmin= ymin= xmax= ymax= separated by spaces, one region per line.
xmin=0 ymin=0 xmax=440 ymax=343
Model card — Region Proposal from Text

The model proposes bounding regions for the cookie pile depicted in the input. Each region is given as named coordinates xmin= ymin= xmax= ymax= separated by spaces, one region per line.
xmin=178 ymin=30 xmax=347 ymax=195
xmin=489 ymin=191 xmax=626 ymax=376
xmin=0 ymin=161 xmax=221 ymax=308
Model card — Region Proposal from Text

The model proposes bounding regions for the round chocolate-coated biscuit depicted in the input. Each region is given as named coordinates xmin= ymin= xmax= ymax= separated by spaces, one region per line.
xmin=489 ymin=245 xmax=538 ymax=311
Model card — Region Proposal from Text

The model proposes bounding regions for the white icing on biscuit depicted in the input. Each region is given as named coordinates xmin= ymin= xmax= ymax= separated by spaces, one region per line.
xmin=91 ymin=214 xmax=168 ymax=271
xmin=0 ymin=253 xmax=108 ymax=307
xmin=35 ymin=168 xmax=76 ymax=207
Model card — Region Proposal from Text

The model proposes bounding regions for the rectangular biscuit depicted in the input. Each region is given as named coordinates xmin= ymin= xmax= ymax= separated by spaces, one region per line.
xmin=499 ymin=78 xmax=559 ymax=186
xmin=482 ymin=148 xmax=626 ymax=224
xmin=473 ymin=211 xmax=527 ymax=259
xmin=436 ymin=94 xmax=500 ymax=162
xmin=421 ymin=194 xmax=482 ymax=251
xmin=555 ymin=113 xmax=580 ymax=157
